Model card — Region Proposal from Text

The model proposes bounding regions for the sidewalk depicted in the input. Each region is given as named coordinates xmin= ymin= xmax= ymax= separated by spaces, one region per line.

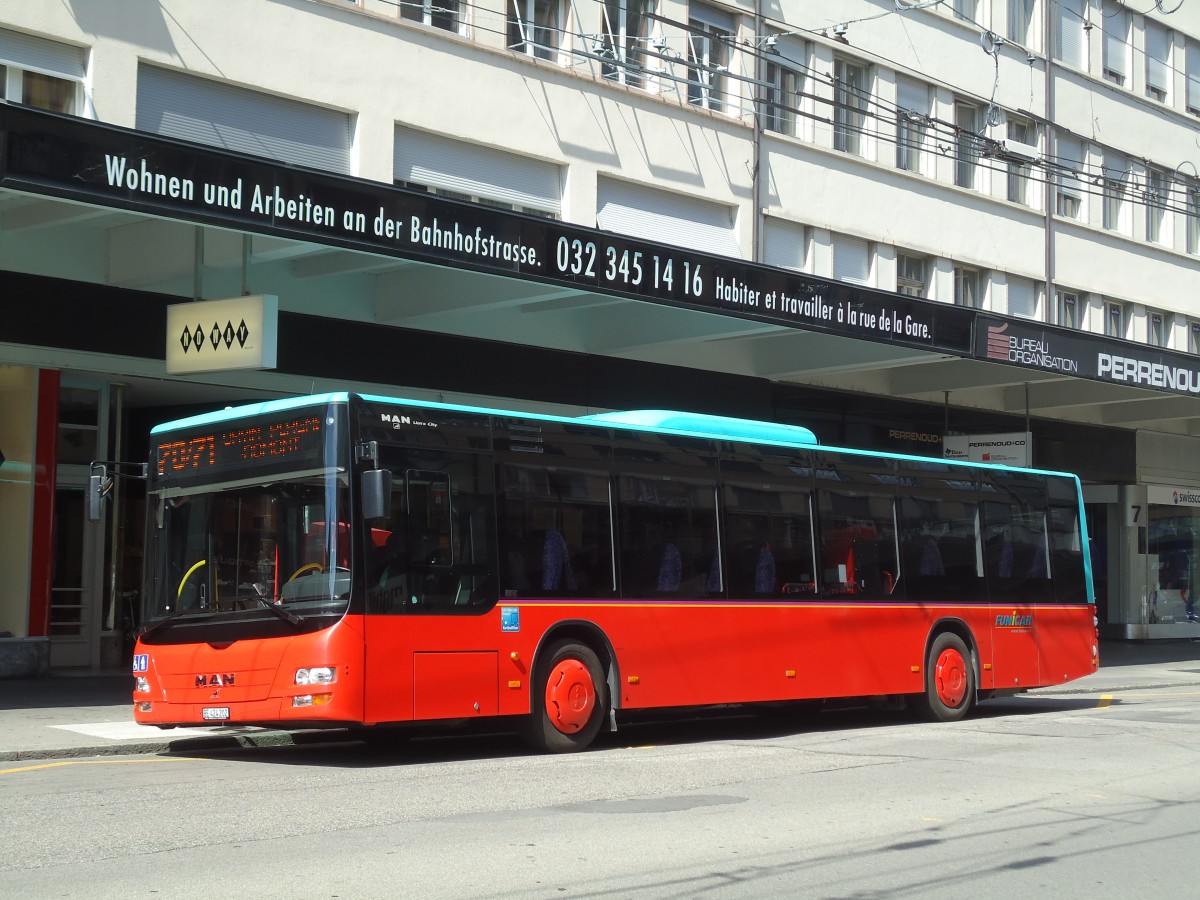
xmin=2 ymin=639 xmax=1198 ymax=762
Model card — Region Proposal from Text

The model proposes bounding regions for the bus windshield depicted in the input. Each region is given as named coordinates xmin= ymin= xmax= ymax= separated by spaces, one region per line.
xmin=144 ymin=473 xmax=351 ymax=627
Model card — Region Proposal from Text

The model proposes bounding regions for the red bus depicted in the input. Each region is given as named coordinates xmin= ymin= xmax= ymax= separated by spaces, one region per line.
xmin=127 ymin=392 xmax=1098 ymax=752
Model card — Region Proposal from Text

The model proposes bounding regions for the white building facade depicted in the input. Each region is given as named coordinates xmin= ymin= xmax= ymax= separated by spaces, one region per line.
xmin=4 ymin=0 xmax=1200 ymax=672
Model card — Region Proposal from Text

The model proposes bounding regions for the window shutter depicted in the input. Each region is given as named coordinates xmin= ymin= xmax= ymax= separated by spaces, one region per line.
xmin=1008 ymin=276 xmax=1037 ymax=319
xmin=1146 ymin=21 xmax=1171 ymax=94
xmin=394 ymin=127 xmax=561 ymax=215
xmin=136 ymin=66 xmax=351 ymax=173
xmin=1056 ymin=137 xmax=1084 ymax=199
xmin=1102 ymin=4 xmax=1128 ymax=79
xmin=896 ymin=77 xmax=928 ymax=115
xmin=1187 ymin=42 xmax=1200 ymax=111
xmin=0 ymin=27 xmax=85 ymax=79
xmin=763 ymin=218 xmax=808 ymax=271
xmin=1057 ymin=0 xmax=1086 ymax=68
xmin=596 ymin=179 xmax=740 ymax=258
xmin=831 ymin=234 xmax=870 ymax=285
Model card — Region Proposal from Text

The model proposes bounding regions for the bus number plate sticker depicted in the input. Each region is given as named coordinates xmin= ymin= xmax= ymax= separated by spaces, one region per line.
xmin=501 ymin=606 xmax=520 ymax=633
xmin=202 ymin=707 xmax=230 ymax=721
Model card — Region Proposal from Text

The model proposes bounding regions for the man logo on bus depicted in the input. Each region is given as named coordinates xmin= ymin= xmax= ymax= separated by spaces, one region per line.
xmin=995 ymin=612 xmax=1033 ymax=628
xmin=381 ymin=413 xmax=412 ymax=428
xmin=195 ymin=673 xmax=236 ymax=687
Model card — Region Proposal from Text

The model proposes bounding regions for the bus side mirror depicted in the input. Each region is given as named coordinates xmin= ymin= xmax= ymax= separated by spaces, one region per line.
xmin=361 ymin=468 xmax=393 ymax=520
xmin=87 ymin=473 xmax=106 ymax=523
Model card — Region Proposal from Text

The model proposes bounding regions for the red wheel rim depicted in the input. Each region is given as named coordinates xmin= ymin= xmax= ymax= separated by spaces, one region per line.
xmin=933 ymin=647 xmax=968 ymax=708
xmin=545 ymin=658 xmax=595 ymax=734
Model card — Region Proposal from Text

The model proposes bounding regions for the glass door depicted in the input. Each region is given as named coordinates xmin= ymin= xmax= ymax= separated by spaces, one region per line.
xmin=49 ymin=383 xmax=108 ymax=669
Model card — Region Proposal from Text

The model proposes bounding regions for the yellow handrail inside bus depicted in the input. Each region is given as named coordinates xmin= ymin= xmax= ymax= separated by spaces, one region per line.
xmin=287 ymin=562 xmax=323 ymax=582
xmin=177 ymin=559 xmax=207 ymax=602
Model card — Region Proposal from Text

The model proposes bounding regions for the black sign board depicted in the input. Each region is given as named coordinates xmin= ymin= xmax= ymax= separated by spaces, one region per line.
xmin=0 ymin=105 xmax=973 ymax=356
xmin=976 ymin=315 xmax=1200 ymax=398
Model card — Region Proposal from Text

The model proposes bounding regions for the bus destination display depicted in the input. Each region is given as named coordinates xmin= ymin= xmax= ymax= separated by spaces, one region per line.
xmin=154 ymin=414 xmax=325 ymax=486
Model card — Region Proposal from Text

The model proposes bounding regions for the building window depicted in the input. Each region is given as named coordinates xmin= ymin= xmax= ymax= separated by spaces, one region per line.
xmin=1008 ymin=275 xmax=1037 ymax=319
xmin=1145 ymin=20 xmax=1171 ymax=103
xmin=832 ymin=234 xmax=871 ymax=285
xmin=1007 ymin=0 xmax=1036 ymax=48
xmin=401 ymin=0 xmax=462 ymax=32
xmin=1149 ymin=312 xmax=1166 ymax=347
xmin=763 ymin=218 xmax=810 ymax=272
xmin=1056 ymin=0 xmax=1087 ymax=69
xmin=1056 ymin=290 xmax=1079 ymax=329
xmin=1189 ymin=41 xmax=1200 ymax=116
xmin=896 ymin=252 xmax=928 ymax=297
xmin=1188 ymin=182 xmax=1200 ymax=254
xmin=687 ymin=4 xmax=733 ymax=113
xmin=1147 ymin=167 xmax=1169 ymax=245
xmin=508 ymin=0 xmax=562 ymax=61
xmin=0 ymin=27 xmax=84 ymax=116
xmin=1006 ymin=117 xmax=1036 ymax=205
xmin=1107 ymin=302 xmax=1125 ymax=339
xmin=833 ymin=57 xmax=870 ymax=156
xmin=1191 ymin=322 xmax=1200 ymax=354
xmin=1103 ymin=153 xmax=1128 ymax=233
xmin=954 ymin=265 xmax=981 ymax=308
xmin=601 ymin=0 xmax=651 ymax=87
xmin=953 ymin=0 xmax=980 ymax=22
xmin=1102 ymin=1 xmax=1129 ymax=86
xmin=1055 ymin=136 xmax=1084 ymax=220
xmin=896 ymin=78 xmax=929 ymax=175
xmin=955 ymin=100 xmax=980 ymax=190
xmin=764 ymin=58 xmax=801 ymax=137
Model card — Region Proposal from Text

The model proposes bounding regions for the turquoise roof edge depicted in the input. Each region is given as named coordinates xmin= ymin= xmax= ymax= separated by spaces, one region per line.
xmin=150 ymin=392 xmax=349 ymax=433
xmin=583 ymin=409 xmax=818 ymax=445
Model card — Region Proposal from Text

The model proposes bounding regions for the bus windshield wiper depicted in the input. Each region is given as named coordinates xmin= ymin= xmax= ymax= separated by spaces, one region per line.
xmin=246 ymin=583 xmax=305 ymax=626
xmin=254 ymin=594 xmax=305 ymax=626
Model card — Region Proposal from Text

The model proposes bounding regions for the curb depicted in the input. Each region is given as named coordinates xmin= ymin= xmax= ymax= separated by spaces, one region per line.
xmin=0 ymin=730 xmax=301 ymax=763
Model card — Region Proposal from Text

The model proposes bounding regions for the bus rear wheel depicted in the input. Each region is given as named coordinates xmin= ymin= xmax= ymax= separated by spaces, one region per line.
xmin=920 ymin=632 xmax=975 ymax=722
xmin=520 ymin=639 xmax=607 ymax=753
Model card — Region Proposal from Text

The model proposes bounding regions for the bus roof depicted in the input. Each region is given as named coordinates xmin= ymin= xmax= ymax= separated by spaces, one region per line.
xmin=151 ymin=392 xmax=1080 ymax=483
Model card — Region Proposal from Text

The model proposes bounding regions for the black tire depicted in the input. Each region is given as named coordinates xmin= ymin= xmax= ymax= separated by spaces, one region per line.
xmin=920 ymin=632 xmax=975 ymax=722
xmin=520 ymin=639 xmax=607 ymax=753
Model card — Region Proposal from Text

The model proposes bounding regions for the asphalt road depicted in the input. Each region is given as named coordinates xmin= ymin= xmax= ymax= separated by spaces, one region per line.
xmin=2 ymin=684 xmax=1198 ymax=899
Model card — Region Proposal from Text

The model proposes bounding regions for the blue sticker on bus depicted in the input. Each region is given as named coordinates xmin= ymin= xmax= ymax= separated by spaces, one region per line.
xmin=500 ymin=606 xmax=520 ymax=633
xmin=133 ymin=654 xmax=149 ymax=673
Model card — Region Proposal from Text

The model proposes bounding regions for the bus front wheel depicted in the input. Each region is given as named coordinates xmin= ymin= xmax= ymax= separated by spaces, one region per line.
xmin=520 ymin=639 xmax=607 ymax=753
xmin=920 ymin=632 xmax=975 ymax=722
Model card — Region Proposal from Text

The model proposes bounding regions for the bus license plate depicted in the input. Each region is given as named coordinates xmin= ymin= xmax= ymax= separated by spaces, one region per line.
xmin=201 ymin=707 xmax=230 ymax=721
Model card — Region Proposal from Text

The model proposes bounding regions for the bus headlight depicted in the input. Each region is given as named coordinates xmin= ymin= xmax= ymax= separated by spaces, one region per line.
xmin=295 ymin=666 xmax=336 ymax=686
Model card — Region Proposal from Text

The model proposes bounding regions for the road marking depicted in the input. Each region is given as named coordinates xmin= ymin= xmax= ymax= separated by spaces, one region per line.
xmin=1098 ymin=694 xmax=1113 ymax=709
xmin=1 ymin=757 xmax=195 ymax=776
xmin=50 ymin=722 xmax=218 ymax=740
